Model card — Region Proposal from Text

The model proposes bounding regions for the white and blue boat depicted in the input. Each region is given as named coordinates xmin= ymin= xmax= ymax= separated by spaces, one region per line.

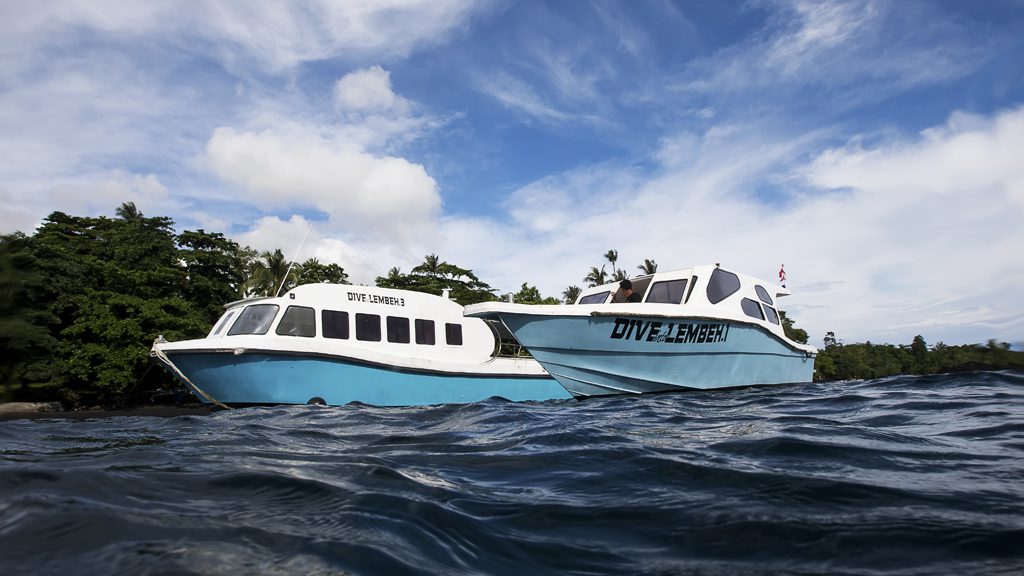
xmin=464 ymin=264 xmax=817 ymax=398
xmin=151 ymin=283 xmax=571 ymax=407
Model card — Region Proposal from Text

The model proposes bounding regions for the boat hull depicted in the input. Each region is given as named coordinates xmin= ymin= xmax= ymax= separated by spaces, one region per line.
xmin=494 ymin=314 xmax=815 ymax=397
xmin=161 ymin=350 xmax=572 ymax=406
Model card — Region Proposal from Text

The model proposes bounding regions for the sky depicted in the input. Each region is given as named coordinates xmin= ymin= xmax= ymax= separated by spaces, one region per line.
xmin=2 ymin=0 xmax=1023 ymax=348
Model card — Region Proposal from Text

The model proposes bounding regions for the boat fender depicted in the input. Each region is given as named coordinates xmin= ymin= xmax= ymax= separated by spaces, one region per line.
xmin=307 ymin=397 xmax=327 ymax=406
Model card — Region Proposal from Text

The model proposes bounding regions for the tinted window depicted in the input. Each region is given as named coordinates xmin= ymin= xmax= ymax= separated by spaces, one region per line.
xmin=755 ymin=285 xmax=774 ymax=306
xmin=387 ymin=316 xmax=410 ymax=343
xmin=276 ymin=306 xmax=316 ymax=337
xmin=645 ymin=280 xmax=687 ymax=304
xmin=740 ymin=298 xmax=765 ymax=320
xmin=764 ymin=305 xmax=780 ymax=325
xmin=322 ymin=310 xmax=349 ymax=339
xmin=445 ymin=323 xmax=463 ymax=346
xmin=707 ymin=268 xmax=741 ymax=304
xmin=228 ymin=304 xmax=279 ymax=335
xmin=684 ymin=275 xmax=698 ymax=304
xmin=356 ymin=313 xmax=381 ymax=341
xmin=415 ymin=319 xmax=435 ymax=345
xmin=578 ymin=291 xmax=610 ymax=305
xmin=211 ymin=309 xmax=238 ymax=336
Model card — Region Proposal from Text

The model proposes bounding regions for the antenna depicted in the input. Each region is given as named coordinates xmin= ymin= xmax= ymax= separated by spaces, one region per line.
xmin=276 ymin=220 xmax=313 ymax=297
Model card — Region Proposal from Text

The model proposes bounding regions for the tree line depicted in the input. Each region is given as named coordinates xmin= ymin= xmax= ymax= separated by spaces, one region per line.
xmin=1 ymin=204 xmax=1020 ymax=408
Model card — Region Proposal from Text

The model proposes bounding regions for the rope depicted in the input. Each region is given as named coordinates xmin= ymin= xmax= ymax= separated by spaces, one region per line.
xmin=151 ymin=344 xmax=231 ymax=411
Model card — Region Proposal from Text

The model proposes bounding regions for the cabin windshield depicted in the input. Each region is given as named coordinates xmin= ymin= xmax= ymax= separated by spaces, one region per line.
xmin=228 ymin=304 xmax=280 ymax=336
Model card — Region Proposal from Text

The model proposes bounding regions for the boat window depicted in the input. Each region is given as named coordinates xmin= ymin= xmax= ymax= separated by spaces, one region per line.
xmin=276 ymin=306 xmax=316 ymax=337
xmin=578 ymin=291 xmax=610 ymax=305
xmin=645 ymin=280 xmax=687 ymax=304
xmin=415 ymin=319 xmax=435 ymax=345
xmin=741 ymin=298 xmax=765 ymax=320
xmin=684 ymin=275 xmax=698 ymax=304
xmin=764 ymin=305 xmax=780 ymax=325
xmin=755 ymin=285 xmax=774 ymax=306
xmin=228 ymin=304 xmax=280 ymax=336
xmin=211 ymin=309 xmax=238 ymax=336
xmin=707 ymin=268 xmax=741 ymax=304
xmin=356 ymin=313 xmax=381 ymax=342
xmin=322 ymin=310 xmax=349 ymax=339
xmin=445 ymin=323 xmax=463 ymax=346
xmin=387 ymin=316 xmax=410 ymax=344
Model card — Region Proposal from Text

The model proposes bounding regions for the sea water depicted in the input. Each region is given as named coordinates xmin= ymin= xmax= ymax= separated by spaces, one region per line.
xmin=1 ymin=371 xmax=1022 ymax=575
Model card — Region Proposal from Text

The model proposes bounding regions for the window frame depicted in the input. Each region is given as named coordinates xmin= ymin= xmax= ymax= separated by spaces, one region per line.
xmin=415 ymin=319 xmax=436 ymax=345
xmin=386 ymin=316 xmax=411 ymax=344
xmin=445 ymin=322 xmax=463 ymax=346
xmin=275 ymin=305 xmax=317 ymax=337
xmin=355 ymin=313 xmax=382 ymax=342
xmin=227 ymin=304 xmax=280 ymax=336
xmin=322 ymin=309 xmax=350 ymax=340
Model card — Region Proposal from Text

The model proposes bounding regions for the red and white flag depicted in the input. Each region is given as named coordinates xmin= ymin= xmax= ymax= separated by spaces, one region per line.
xmin=778 ymin=264 xmax=786 ymax=286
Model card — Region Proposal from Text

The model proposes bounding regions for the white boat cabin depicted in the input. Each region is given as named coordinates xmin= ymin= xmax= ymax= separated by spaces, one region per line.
xmin=573 ymin=264 xmax=798 ymax=342
xmin=203 ymin=283 xmax=508 ymax=365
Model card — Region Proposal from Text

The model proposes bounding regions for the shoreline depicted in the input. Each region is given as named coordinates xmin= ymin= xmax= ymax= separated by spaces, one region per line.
xmin=0 ymin=403 xmax=212 ymax=422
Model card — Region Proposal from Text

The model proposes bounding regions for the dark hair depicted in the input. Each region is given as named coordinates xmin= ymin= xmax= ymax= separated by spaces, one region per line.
xmin=620 ymin=279 xmax=632 ymax=290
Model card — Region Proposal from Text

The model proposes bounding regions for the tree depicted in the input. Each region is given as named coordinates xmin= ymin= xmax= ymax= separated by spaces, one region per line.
xmin=0 ymin=233 xmax=56 ymax=399
xmin=246 ymin=249 xmax=299 ymax=297
xmin=297 ymin=258 xmax=349 ymax=285
xmin=511 ymin=283 xmax=560 ymax=305
xmin=177 ymin=229 xmax=249 ymax=323
xmin=115 ymin=201 xmax=143 ymax=221
xmin=823 ymin=331 xmax=837 ymax=348
xmin=412 ymin=253 xmax=443 ymax=278
xmin=604 ymin=249 xmax=619 ymax=277
xmin=779 ymin=311 xmax=808 ymax=344
xmin=562 ymin=285 xmax=582 ymax=304
xmin=612 ymin=269 xmax=629 ymax=282
xmin=376 ymin=255 xmax=498 ymax=305
xmin=584 ymin=266 xmax=608 ymax=287
xmin=30 ymin=208 xmax=209 ymax=407
xmin=637 ymin=259 xmax=658 ymax=275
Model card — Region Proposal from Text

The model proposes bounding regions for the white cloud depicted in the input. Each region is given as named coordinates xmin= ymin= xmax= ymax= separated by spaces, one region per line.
xmin=0 ymin=1 xmax=484 ymax=71
xmin=334 ymin=66 xmax=407 ymax=113
xmin=206 ymin=126 xmax=441 ymax=244
xmin=232 ymin=215 xmax=421 ymax=286
xmin=437 ymin=107 xmax=1024 ymax=346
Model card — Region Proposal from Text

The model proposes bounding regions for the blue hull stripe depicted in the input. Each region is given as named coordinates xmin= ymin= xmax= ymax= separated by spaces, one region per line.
xmin=167 ymin=352 xmax=572 ymax=406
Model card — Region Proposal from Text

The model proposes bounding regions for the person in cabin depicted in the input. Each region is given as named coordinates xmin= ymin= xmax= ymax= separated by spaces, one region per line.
xmin=614 ymin=279 xmax=642 ymax=303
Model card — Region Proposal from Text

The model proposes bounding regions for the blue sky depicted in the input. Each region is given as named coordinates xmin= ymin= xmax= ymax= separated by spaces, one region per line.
xmin=2 ymin=0 xmax=1023 ymax=347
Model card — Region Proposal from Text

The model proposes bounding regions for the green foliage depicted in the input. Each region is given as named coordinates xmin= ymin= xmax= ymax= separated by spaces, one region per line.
xmin=562 ymin=285 xmax=582 ymax=304
xmin=0 ymin=233 xmax=57 ymax=399
xmin=814 ymin=332 xmax=1024 ymax=381
xmin=376 ymin=254 xmax=497 ymax=305
xmin=584 ymin=266 xmax=608 ymax=287
xmin=511 ymin=283 xmax=560 ymax=305
xmin=637 ymin=259 xmax=658 ymax=275
xmin=245 ymin=248 xmax=298 ymax=297
xmin=7 ymin=208 xmax=255 ymax=407
xmin=177 ymin=229 xmax=249 ymax=322
xmin=297 ymin=258 xmax=349 ymax=285
xmin=780 ymin=310 xmax=809 ymax=344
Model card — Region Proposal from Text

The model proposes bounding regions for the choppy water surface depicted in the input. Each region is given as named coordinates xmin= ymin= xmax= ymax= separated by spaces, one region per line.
xmin=2 ymin=371 xmax=1023 ymax=575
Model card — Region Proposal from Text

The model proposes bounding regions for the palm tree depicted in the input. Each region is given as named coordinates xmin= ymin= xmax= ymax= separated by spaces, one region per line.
xmin=604 ymin=249 xmax=619 ymax=276
xmin=116 ymin=201 xmax=143 ymax=220
xmin=584 ymin=266 xmax=608 ymax=287
xmin=562 ymin=285 xmax=582 ymax=304
xmin=412 ymin=253 xmax=443 ymax=278
xmin=248 ymin=248 xmax=298 ymax=296
xmin=637 ymin=259 xmax=658 ymax=275
xmin=612 ymin=269 xmax=629 ymax=282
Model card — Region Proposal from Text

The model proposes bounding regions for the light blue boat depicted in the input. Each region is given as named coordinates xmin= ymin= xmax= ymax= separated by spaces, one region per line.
xmin=151 ymin=284 xmax=571 ymax=407
xmin=464 ymin=265 xmax=817 ymax=398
